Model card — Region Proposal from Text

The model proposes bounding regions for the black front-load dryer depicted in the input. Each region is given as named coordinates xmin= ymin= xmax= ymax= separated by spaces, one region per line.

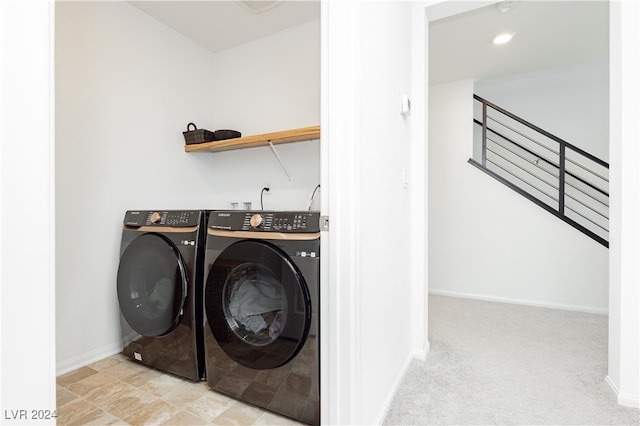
xmin=204 ymin=210 xmax=320 ymax=425
xmin=117 ymin=210 xmax=207 ymax=381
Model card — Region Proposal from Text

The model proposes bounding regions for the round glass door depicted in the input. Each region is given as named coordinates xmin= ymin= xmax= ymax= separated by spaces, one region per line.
xmin=117 ymin=233 xmax=187 ymax=337
xmin=205 ymin=240 xmax=310 ymax=370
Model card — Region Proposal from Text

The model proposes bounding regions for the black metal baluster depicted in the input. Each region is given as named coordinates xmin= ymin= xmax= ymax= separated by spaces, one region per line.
xmin=559 ymin=143 xmax=566 ymax=216
xmin=482 ymin=101 xmax=487 ymax=167
xmin=470 ymin=94 xmax=609 ymax=247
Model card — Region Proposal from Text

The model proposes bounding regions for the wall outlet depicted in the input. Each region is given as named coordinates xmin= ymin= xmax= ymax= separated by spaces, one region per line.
xmin=242 ymin=201 xmax=252 ymax=210
xmin=229 ymin=201 xmax=239 ymax=210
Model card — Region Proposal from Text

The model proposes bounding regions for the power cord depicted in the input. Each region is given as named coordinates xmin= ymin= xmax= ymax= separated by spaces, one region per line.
xmin=309 ymin=184 xmax=320 ymax=210
xmin=260 ymin=187 xmax=270 ymax=210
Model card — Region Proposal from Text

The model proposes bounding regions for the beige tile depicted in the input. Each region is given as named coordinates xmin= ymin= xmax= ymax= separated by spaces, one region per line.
xmin=252 ymin=410 xmax=304 ymax=426
xmin=67 ymin=372 xmax=119 ymax=397
xmin=57 ymin=366 xmax=99 ymax=388
xmin=70 ymin=408 xmax=124 ymax=426
xmin=122 ymin=399 xmax=181 ymax=425
xmin=103 ymin=359 xmax=148 ymax=380
xmin=138 ymin=372 xmax=188 ymax=397
xmin=212 ymin=402 xmax=265 ymax=426
xmin=83 ymin=379 xmax=137 ymax=410
xmin=161 ymin=409 xmax=211 ymax=425
xmin=57 ymin=384 xmax=79 ymax=407
xmin=161 ymin=380 xmax=209 ymax=408
xmin=56 ymin=399 xmax=103 ymax=425
xmin=101 ymin=387 xmax=157 ymax=420
xmin=184 ymin=391 xmax=236 ymax=422
xmin=87 ymin=356 xmax=122 ymax=372
xmin=119 ymin=365 xmax=162 ymax=388
xmin=56 ymin=361 xmax=285 ymax=426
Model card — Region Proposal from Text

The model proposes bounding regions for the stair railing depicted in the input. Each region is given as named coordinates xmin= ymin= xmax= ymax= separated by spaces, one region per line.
xmin=470 ymin=94 xmax=609 ymax=247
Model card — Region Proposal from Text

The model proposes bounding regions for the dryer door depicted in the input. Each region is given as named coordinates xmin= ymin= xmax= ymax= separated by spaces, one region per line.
xmin=205 ymin=240 xmax=311 ymax=370
xmin=117 ymin=233 xmax=188 ymax=337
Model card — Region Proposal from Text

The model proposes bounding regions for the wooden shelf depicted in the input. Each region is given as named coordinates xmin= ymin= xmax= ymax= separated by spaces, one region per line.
xmin=184 ymin=125 xmax=320 ymax=153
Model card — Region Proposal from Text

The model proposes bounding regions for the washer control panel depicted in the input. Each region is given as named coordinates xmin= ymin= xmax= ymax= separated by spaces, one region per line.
xmin=209 ymin=211 xmax=320 ymax=233
xmin=124 ymin=210 xmax=200 ymax=227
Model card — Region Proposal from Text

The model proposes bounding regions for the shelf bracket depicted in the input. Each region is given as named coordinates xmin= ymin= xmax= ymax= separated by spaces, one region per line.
xmin=268 ymin=141 xmax=291 ymax=181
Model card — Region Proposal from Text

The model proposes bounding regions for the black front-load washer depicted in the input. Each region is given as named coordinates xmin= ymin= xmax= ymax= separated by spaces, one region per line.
xmin=204 ymin=210 xmax=320 ymax=425
xmin=117 ymin=210 xmax=208 ymax=381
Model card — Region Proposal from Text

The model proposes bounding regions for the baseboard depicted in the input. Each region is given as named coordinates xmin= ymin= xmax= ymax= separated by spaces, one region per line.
xmin=372 ymin=351 xmax=415 ymax=425
xmin=428 ymin=289 xmax=609 ymax=315
xmin=606 ymin=375 xmax=640 ymax=409
xmin=56 ymin=341 xmax=122 ymax=376
xmin=412 ymin=340 xmax=430 ymax=361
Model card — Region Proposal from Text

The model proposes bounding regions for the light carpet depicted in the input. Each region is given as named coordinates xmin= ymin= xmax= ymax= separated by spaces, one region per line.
xmin=384 ymin=295 xmax=639 ymax=425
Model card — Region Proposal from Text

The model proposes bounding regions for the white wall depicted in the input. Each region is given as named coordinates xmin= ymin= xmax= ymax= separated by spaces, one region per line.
xmin=410 ymin=1 xmax=429 ymax=361
xmin=55 ymin=2 xmax=319 ymax=374
xmin=475 ymin=61 xmax=610 ymax=161
xmin=1 ymin=0 xmax=56 ymax=420
xmin=359 ymin=3 xmax=414 ymax=422
xmin=195 ymin=18 xmax=321 ymax=211
xmin=324 ymin=1 xmax=419 ymax=423
xmin=607 ymin=0 xmax=640 ymax=409
xmin=428 ymin=79 xmax=609 ymax=314
xmin=210 ymin=20 xmax=320 ymax=136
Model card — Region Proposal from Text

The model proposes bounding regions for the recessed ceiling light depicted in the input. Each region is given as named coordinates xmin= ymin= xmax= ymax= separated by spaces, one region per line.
xmin=493 ymin=33 xmax=514 ymax=45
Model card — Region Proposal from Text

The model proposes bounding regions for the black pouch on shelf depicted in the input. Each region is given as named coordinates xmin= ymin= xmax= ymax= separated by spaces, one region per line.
xmin=213 ymin=129 xmax=242 ymax=141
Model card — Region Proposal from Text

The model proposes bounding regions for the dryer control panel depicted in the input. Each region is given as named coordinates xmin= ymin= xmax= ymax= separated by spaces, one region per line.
xmin=124 ymin=210 xmax=200 ymax=227
xmin=209 ymin=211 xmax=320 ymax=233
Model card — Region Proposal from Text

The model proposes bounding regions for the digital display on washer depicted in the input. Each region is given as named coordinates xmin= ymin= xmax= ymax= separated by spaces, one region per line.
xmin=123 ymin=210 xmax=199 ymax=227
xmin=209 ymin=211 xmax=320 ymax=232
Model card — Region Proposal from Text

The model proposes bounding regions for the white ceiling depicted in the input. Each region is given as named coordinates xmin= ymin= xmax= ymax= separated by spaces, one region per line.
xmin=129 ymin=1 xmax=320 ymax=53
xmin=129 ymin=1 xmax=608 ymax=85
xmin=428 ymin=1 xmax=609 ymax=85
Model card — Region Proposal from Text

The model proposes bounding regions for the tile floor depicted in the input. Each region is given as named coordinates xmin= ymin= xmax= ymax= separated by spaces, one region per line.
xmin=56 ymin=354 xmax=303 ymax=425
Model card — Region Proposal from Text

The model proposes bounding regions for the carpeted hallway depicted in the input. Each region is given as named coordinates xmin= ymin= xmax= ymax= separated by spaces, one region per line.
xmin=384 ymin=295 xmax=639 ymax=425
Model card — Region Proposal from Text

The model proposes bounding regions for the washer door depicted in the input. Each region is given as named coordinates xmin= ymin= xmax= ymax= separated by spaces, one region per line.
xmin=206 ymin=240 xmax=311 ymax=370
xmin=117 ymin=233 xmax=188 ymax=337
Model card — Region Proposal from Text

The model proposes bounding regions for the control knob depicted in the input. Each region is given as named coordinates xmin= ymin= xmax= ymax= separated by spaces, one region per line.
xmin=150 ymin=212 xmax=162 ymax=224
xmin=250 ymin=213 xmax=263 ymax=229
